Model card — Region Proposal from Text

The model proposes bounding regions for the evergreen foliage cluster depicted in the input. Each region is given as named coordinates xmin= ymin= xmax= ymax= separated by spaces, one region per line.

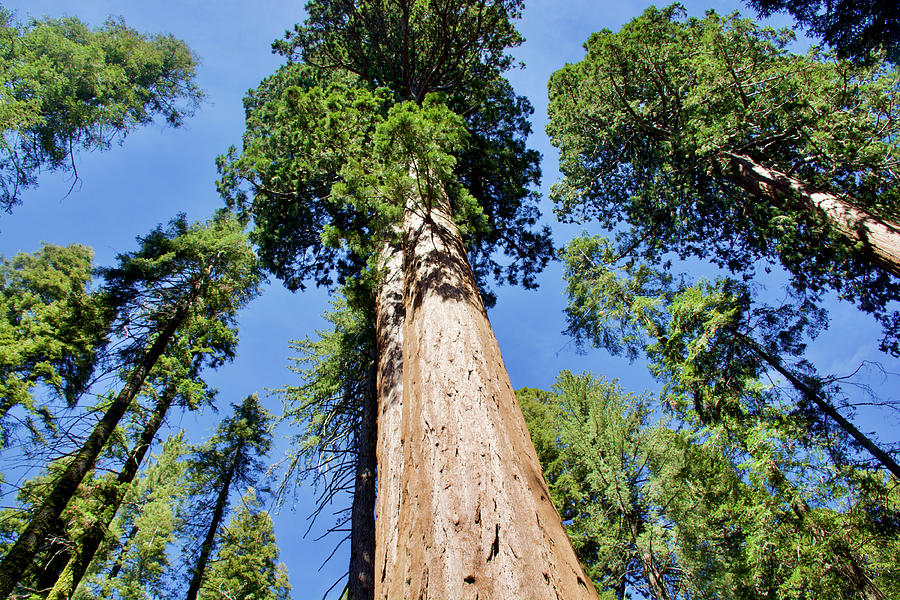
xmin=0 ymin=8 xmax=202 ymax=210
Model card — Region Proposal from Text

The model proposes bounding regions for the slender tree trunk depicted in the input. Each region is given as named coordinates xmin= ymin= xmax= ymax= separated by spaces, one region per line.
xmin=735 ymin=332 xmax=900 ymax=480
xmin=348 ymin=352 xmax=378 ymax=600
xmin=0 ymin=302 xmax=190 ymax=600
xmin=373 ymin=241 xmax=406 ymax=599
xmin=106 ymin=524 xmax=138 ymax=580
xmin=184 ymin=441 xmax=243 ymax=600
xmin=721 ymin=151 xmax=900 ymax=278
xmin=382 ymin=164 xmax=598 ymax=599
xmin=45 ymin=385 xmax=177 ymax=600
xmin=621 ymin=511 xmax=669 ymax=600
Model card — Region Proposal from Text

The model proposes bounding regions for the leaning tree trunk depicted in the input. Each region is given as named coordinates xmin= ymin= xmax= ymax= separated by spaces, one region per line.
xmin=373 ymin=241 xmax=406 ymax=597
xmin=0 ymin=300 xmax=191 ymax=600
xmin=721 ymin=151 xmax=900 ymax=278
xmin=379 ymin=163 xmax=598 ymax=599
xmin=734 ymin=332 xmax=900 ymax=480
xmin=45 ymin=385 xmax=177 ymax=600
xmin=106 ymin=524 xmax=138 ymax=580
xmin=348 ymin=351 xmax=378 ymax=600
xmin=184 ymin=440 xmax=243 ymax=600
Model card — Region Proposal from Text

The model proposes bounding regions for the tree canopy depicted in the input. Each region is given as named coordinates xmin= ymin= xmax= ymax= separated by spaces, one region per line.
xmin=218 ymin=0 xmax=551 ymax=306
xmin=547 ymin=4 xmax=900 ymax=353
xmin=0 ymin=7 xmax=202 ymax=210
xmin=520 ymin=371 xmax=900 ymax=600
xmin=745 ymin=0 xmax=900 ymax=63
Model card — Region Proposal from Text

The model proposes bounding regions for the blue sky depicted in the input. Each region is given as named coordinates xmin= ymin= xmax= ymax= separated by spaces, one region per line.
xmin=1 ymin=1 xmax=897 ymax=598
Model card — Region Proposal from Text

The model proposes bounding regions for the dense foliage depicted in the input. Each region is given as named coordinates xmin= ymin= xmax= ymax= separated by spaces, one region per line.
xmin=520 ymin=372 xmax=900 ymax=600
xmin=197 ymin=489 xmax=291 ymax=600
xmin=218 ymin=0 xmax=551 ymax=306
xmin=0 ymin=7 xmax=201 ymax=210
xmin=745 ymin=0 xmax=900 ymax=63
xmin=548 ymin=5 xmax=900 ymax=352
xmin=0 ymin=244 xmax=110 ymax=443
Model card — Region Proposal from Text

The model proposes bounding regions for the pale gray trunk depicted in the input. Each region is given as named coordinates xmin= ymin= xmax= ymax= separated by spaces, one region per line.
xmin=722 ymin=151 xmax=900 ymax=278
xmin=381 ymin=163 xmax=598 ymax=599
xmin=373 ymin=241 xmax=406 ymax=598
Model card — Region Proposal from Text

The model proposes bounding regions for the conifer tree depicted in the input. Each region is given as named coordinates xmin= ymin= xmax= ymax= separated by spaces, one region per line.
xmin=519 ymin=372 xmax=900 ymax=599
xmin=183 ymin=394 xmax=273 ymax=600
xmin=277 ymin=294 xmax=376 ymax=598
xmin=196 ymin=489 xmax=290 ymax=600
xmin=46 ymin=271 xmax=252 ymax=600
xmin=560 ymin=234 xmax=900 ymax=480
xmin=79 ymin=433 xmax=189 ymax=600
xmin=0 ymin=214 xmax=260 ymax=598
xmin=0 ymin=8 xmax=202 ymax=210
xmin=219 ymin=3 xmax=590 ymax=596
xmin=745 ymin=0 xmax=900 ymax=63
xmin=0 ymin=244 xmax=111 ymax=442
xmin=547 ymin=5 xmax=900 ymax=353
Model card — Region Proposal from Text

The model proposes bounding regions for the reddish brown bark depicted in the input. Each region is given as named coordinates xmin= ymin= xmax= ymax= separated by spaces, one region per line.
xmin=722 ymin=151 xmax=900 ymax=278
xmin=378 ymin=169 xmax=598 ymax=599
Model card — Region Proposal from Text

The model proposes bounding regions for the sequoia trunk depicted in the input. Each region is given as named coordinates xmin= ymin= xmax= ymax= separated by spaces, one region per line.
xmin=722 ymin=151 xmax=900 ymax=278
xmin=373 ymin=241 xmax=406 ymax=598
xmin=382 ymin=164 xmax=598 ymax=599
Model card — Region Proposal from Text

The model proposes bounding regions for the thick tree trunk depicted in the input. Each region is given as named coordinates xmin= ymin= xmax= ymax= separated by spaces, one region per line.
xmin=184 ymin=440 xmax=243 ymax=600
xmin=0 ymin=302 xmax=190 ymax=600
xmin=373 ymin=241 xmax=405 ymax=598
xmin=721 ymin=151 xmax=900 ymax=278
xmin=348 ymin=353 xmax=378 ymax=600
xmin=45 ymin=386 xmax=177 ymax=600
xmin=381 ymin=167 xmax=598 ymax=599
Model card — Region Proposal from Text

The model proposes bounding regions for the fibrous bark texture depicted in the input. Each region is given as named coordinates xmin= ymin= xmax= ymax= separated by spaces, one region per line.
xmin=374 ymin=242 xmax=406 ymax=598
xmin=378 ymin=171 xmax=598 ymax=600
xmin=723 ymin=151 xmax=900 ymax=278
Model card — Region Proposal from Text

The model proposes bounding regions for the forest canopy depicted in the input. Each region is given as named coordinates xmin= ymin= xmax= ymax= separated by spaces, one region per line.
xmin=0 ymin=1 xmax=898 ymax=600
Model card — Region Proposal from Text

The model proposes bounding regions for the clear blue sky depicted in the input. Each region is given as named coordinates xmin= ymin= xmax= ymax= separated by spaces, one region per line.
xmin=1 ymin=1 xmax=897 ymax=598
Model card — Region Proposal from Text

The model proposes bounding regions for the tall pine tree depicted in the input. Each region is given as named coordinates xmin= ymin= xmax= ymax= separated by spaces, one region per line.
xmin=0 ymin=214 xmax=260 ymax=598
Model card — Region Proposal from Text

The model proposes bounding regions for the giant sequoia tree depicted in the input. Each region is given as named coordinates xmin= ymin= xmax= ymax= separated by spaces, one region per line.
xmin=219 ymin=1 xmax=594 ymax=597
xmin=547 ymin=5 xmax=900 ymax=353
